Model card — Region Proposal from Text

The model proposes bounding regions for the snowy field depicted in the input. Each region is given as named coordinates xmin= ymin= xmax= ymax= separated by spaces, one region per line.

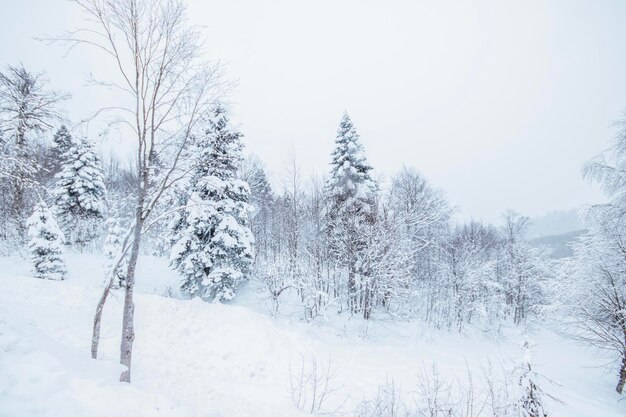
xmin=0 ymin=253 xmax=623 ymax=417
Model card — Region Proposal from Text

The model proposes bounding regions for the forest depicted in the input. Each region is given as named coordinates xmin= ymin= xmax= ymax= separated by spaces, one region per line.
xmin=1 ymin=1 xmax=625 ymax=417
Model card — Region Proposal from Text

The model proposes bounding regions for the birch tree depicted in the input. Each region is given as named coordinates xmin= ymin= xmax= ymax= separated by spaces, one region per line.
xmin=56 ymin=0 xmax=224 ymax=382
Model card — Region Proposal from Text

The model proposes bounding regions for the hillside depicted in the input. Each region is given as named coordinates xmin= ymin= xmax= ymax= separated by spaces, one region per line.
xmin=529 ymin=229 xmax=586 ymax=258
xmin=0 ymin=254 xmax=623 ymax=417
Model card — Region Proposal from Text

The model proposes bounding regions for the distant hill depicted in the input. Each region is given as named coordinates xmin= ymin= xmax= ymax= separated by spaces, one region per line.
xmin=529 ymin=229 xmax=586 ymax=259
xmin=525 ymin=208 xmax=584 ymax=240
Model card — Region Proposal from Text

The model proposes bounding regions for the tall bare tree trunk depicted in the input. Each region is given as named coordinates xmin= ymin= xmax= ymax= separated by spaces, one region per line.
xmin=62 ymin=0 xmax=222 ymax=385
xmin=617 ymin=350 xmax=626 ymax=394
xmin=11 ymin=125 xmax=26 ymax=228
xmin=348 ymin=267 xmax=356 ymax=313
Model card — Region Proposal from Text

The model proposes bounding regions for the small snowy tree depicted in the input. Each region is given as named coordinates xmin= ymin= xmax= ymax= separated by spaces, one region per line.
xmin=170 ymin=105 xmax=254 ymax=301
xmin=103 ymin=217 xmax=126 ymax=288
xmin=52 ymin=125 xmax=74 ymax=155
xmin=47 ymin=125 xmax=74 ymax=176
xmin=54 ymin=136 xmax=106 ymax=246
xmin=517 ymin=338 xmax=548 ymax=417
xmin=27 ymin=202 xmax=66 ymax=280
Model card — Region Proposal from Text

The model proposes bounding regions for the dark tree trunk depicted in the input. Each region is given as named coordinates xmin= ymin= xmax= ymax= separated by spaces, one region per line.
xmin=11 ymin=126 xmax=26 ymax=233
xmin=348 ymin=268 xmax=356 ymax=313
xmin=617 ymin=353 xmax=626 ymax=394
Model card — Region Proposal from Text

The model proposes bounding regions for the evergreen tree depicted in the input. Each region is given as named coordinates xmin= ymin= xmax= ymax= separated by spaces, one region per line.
xmin=103 ymin=217 xmax=126 ymax=288
xmin=53 ymin=125 xmax=74 ymax=158
xmin=48 ymin=125 xmax=74 ymax=175
xmin=54 ymin=136 xmax=106 ymax=246
xmin=326 ymin=112 xmax=377 ymax=212
xmin=170 ymin=105 xmax=254 ymax=301
xmin=324 ymin=112 xmax=378 ymax=313
xmin=27 ymin=202 xmax=66 ymax=280
xmin=518 ymin=338 xmax=548 ymax=417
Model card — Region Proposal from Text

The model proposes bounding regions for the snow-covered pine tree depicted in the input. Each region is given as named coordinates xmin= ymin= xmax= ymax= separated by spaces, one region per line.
xmin=47 ymin=125 xmax=74 ymax=176
xmin=53 ymin=125 xmax=74 ymax=158
xmin=103 ymin=217 xmax=126 ymax=288
xmin=170 ymin=105 xmax=254 ymax=301
xmin=324 ymin=112 xmax=378 ymax=314
xmin=54 ymin=136 xmax=106 ymax=246
xmin=27 ymin=201 xmax=67 ymax=280
xmin=518 ymin=338 xmax=548 ymax=417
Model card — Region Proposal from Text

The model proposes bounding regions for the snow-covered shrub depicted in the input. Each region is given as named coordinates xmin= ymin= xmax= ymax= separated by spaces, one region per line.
xmin=27 ymin=202 xmax=66 ymax=280
xmin=354 ymin=380 xmax=405 ymax=417
xmin=289 ymin=355 xmax=343 ymax=416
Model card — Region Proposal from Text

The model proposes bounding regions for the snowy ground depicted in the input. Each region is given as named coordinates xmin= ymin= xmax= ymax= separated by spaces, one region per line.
xmin=0 ymin=254 xmax=624 ymax=417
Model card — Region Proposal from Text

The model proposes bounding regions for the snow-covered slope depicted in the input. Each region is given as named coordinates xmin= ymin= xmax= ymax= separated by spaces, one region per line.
xmin=0 ymin=254 xmax=624 ymax=417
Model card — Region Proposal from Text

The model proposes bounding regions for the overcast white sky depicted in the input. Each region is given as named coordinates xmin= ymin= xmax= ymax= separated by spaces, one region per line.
xmin=2 ymin=0 xmax=626 ymax=222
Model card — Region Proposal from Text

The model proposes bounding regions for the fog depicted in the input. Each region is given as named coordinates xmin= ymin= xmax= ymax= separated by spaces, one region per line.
xmin=2 ymin=0 xmax=625 ymax=221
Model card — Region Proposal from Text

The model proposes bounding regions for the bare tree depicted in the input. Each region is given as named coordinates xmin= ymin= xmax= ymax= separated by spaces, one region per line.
xmin=289 ymin=355 xmax=344 ymax=416
xmin=559 ymin=113 xmax=626 ymax=393
xmin=562 ymin=216 xmax=626 ymax=393
xmin=54 ymin=0 xmax=225 ymax=382
xmin=0 ymin=64 xmax=68 ymax=225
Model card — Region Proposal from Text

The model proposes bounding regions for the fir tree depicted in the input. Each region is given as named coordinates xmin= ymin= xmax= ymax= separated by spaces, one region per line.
xmin=324 ymin=112 xmax=377 ymax=313
xmin=36 ymin=124 xmax=76 ymax=188
xmin=54 ymin=136 xmax=106 ymax=245
xmin=170 ymin=105 xmax=254 ymax=301
xmin=518 ymin=338 xmax=548 ymax=417
xmin=27 ymin=202 xmax=67 ymax=280
xmin=53 ymin=125 xmax=74 ymax=158
xmin=326 ymin=112 xmax=377 ymax=211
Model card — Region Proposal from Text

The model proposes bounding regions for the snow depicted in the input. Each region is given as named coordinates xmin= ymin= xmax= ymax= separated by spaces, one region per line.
xmin=0 ymin=253 xmax=624 ymax=417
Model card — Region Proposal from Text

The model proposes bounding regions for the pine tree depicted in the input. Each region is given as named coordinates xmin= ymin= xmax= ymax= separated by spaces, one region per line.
xmin=518 ymin=338 xmax=548 ymax=417
xmin=103 ymin=217 xmax=126 ymax=288
xmin=326 ymin=112 xmax=377 ymax=212
xmin=27 ymin=202 xmax=66 ymax=280
xmin=170 ymin=105 xmax=254 ymax=301
xmin=48 ymin=125 xmax=74 ymax=175
xmin=54 ymin=136 xmax=106 ymax=246
xmin=324 ymin=112 xmax=378 ymax=314
xmin=53 ymin=125 xmax=74 ymax=157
